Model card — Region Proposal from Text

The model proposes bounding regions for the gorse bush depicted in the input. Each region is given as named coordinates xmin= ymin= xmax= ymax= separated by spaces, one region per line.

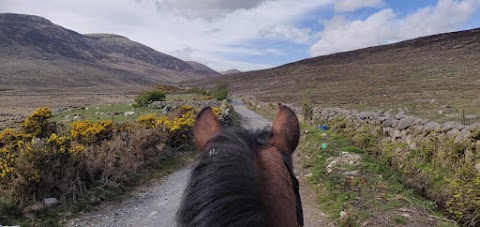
xmin=70 ymin=120 xmax=113 ymax=144
xmin=0 ymin=104 xmax=207 ymax=224
xmin=136 ymin=105 xmax=196 ymax=148
xmin=133 ymin=90 xmax=166 ymax=107
xmin=20 ymin=107 xmax=52 ymax=138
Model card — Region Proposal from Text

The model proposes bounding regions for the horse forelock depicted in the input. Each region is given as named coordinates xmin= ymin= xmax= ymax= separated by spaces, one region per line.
xmin=177 ymin=127 xmax=269 ymax=227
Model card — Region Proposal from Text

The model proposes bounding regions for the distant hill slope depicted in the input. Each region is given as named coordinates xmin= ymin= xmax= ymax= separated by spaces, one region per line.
xmin=186 ymin=61 xmax=219 ymax=75
xmin=0 ymin=13 xmax=219 ymax=90
xmin=191 ymin=27 xmax=480 ymax=111
xmin=221 ymin=69 xmax=241 ymax=75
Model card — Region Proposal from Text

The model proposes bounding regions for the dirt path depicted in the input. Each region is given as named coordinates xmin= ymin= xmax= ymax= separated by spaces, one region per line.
xmin=70 ymin=100 xmax=325 ymax=226
xmin=69 ymin=165 xmax=193 ymax=227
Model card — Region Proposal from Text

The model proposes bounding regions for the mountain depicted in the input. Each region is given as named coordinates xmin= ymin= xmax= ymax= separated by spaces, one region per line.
xmin=221 ymin=69 xmax=241 ymax=75
xmin=0 ymin=13 xmax=218 ymax=90
xmin=190 ymin=27 xmax=480 ymax=112
xmin=186 ymin=61 xmax=220 ymax=75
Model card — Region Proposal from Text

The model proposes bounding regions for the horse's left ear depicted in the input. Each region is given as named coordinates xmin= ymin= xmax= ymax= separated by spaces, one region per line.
xmin=269 ymin=105 xmax=300 ymax=154
xmin=194 ymin=106 xmax=222 ymax=151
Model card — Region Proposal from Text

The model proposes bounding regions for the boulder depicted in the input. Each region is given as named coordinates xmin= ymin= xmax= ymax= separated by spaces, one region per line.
xmin=442 ymin=121 xmax=462 ymax=132
xmin=424 ymin=122 xmax=441 ymax=132
xmin=42 ymin=198 xmax=59 ymax=208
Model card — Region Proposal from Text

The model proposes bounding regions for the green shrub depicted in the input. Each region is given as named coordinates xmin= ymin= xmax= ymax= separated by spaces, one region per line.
xmin=133 ymin=90 xmax=166 ymax=107
xmin=211 ymin=84 xmax=229 ymax=100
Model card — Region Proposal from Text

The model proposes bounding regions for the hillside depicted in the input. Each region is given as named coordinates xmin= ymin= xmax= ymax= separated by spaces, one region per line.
xmin=0 ymin=13 xmax=219 ymax=90
xmin=190 ymin=27 xmax=480 ymax=121
xmin=186 ymin=61 xmax=219 ymax=75
xmin=221 ymin=69 xmax=241 ymax=75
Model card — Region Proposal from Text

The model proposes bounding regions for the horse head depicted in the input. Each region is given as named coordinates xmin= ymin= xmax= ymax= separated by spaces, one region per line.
xmin=178 ymin=105 xmax=302 ymax=227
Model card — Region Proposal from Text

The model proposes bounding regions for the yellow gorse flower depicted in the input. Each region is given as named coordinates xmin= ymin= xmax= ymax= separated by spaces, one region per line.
xmin=70 ymin=120 xmax=113 ymax=144
xmin=136 ymin=113 xmax=159 ymax=129
xmin=47 ymin=133 xmax=70 ymax=153
xmin=0 ymin=147 xmax=15 ymax=178
xmin=212 ymin=107 xmax=221 ymax=116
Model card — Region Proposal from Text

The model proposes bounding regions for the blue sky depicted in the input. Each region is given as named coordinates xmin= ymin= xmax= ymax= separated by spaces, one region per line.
xmin=2 ymin=0 xmax=480 ymax=71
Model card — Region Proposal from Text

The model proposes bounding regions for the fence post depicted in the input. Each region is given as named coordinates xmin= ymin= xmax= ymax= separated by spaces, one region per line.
xmin=462 ymin=109 xmax=466 ymax=125
xmin=124 ymin=131 xmax=129 ymax=146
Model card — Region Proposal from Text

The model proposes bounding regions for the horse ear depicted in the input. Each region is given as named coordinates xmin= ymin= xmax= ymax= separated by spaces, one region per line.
xmin=269 ymin=105 xmax=300 ymax=154
xmin=194 ymin=106 xmax=222 ymax=151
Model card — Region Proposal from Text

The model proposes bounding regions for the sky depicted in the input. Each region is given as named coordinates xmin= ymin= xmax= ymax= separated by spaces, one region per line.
xmin=1 ymin=0 xmax=480 ymax=72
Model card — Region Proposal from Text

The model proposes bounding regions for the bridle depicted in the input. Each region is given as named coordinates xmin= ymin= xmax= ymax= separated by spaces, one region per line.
xmin=280 ymin=151 xmax=304 ymax=227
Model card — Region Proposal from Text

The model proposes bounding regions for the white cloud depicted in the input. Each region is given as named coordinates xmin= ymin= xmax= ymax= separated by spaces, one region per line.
xmin=258 ymin=24 xmax=312 ymax=44
xmin=311 ymin=0 xmax=479 ymax=56
xmin=334 ymin=0 xmax=383 ymax=12
xmin=151 ymin=0 xmax=275 ymax=18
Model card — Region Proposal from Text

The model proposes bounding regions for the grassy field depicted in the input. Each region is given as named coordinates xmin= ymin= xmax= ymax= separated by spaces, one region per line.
xmin=0 ymin=90 xmax=211 ymax=130
xmin=299 ymin=124 xmax=456 ymax=226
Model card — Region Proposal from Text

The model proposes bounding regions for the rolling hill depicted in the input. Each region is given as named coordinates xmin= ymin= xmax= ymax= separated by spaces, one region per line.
xmin=0 ymin=13 xmax=220 ymax=90
xmin=190 ymin=27 xmax=480 ymax=120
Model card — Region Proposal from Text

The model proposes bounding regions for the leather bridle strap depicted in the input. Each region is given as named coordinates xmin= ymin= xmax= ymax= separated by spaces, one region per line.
xmin=281 ymin=152 xmax=304 ymax=227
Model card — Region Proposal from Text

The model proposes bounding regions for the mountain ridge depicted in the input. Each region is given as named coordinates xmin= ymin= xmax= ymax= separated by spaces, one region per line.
xmin=0 ymin=13 xmax=220 ymax=90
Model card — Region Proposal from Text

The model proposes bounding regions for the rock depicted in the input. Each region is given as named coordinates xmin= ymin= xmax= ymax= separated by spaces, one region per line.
xmin=438 ymin=110 xmax=445 ymax=115
xmin=467 ymin=122 xmax=480 ymax=132
xmin=392 ymin=129 xmax=401 ymax=140
xmin=344 ymin=170 xmax=360 ymax=177
xmin=382 ymin=118 xmax=394 ymax=127
xmin=442 ymin=122 xmax=462 ymax=132
xmin=474 ymin=162 xmax=480 ymax=172
xmin=397 ymin=116 xmax=418 ymax=130
xmin=340 ymin=210 xmax=348 ymax=219
xmin=394 ymin=111 xmax=406 ymax=120
xmin=391 ymin=119 xmax=399 ymax=128
xmin=406 ymin=135 xmax=417 ymax=150
xmin=424 ymin=122 xmax=441 ymax=132
xmin=42 ymin=198 xmax=58 ymax=207
xmin=383 ymin=127 xmax=394 ymax=136
xmin=447 ymin=129 xmax=460 ymax=137
xmin=455 ymin=128 xmax=471 ymax=144
xmin=465 ymin=115 xmax=478 ymax=120
xmin=305 ymin=173 xmax=313 ymax=178
xmin=465 ymin=149 xmax=475 ymax=164
xmin=148 ymin=211 xmax=158 ymax=218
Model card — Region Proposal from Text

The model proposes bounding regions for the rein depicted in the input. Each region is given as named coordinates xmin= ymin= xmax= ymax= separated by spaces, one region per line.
xmin=280 ymin=151 xmax=304 ymax=227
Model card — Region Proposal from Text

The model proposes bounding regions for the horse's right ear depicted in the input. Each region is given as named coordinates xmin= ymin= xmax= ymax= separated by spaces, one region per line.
xmin=194 ymin=107 xmax=222 ymax=151
xmin=269 ymin=105 xmax=300 ymax=155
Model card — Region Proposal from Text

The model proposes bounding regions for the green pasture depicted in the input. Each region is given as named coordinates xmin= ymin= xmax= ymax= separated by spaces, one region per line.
xmin=51 ymin=93 xmax=211 ymax=124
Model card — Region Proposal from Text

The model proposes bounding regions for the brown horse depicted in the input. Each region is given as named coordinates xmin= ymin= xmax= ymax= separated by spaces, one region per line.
xmin=177 ymin=105 xmax=303 ymax=227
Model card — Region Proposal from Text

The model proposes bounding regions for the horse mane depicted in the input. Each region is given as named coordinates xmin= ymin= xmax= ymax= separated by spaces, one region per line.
xmin=177 ymin=127 xmax=271 ymax=227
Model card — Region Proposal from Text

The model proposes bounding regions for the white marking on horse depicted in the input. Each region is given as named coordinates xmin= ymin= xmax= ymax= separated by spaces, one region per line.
xmin=209 ymin=148 xmax=218 ymax=157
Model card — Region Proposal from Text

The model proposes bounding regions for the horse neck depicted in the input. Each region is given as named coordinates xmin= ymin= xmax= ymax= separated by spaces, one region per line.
xmin=255 ymin=147 xmax=297 ymax=227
